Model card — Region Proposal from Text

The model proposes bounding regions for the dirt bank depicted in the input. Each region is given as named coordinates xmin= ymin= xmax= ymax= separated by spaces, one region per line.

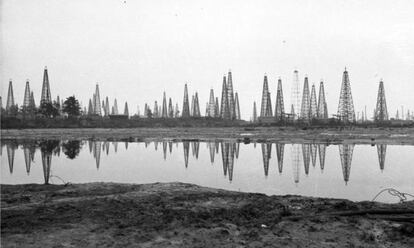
xmin=2 ymin=127 xmax=414 ymax=145
xmin=1 ymin=182 xmax=413 ymax=247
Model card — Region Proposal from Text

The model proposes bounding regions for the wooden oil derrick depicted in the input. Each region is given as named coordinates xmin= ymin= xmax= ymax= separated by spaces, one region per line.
xmin=337 ymin=69 xmax=355 ymax=123
xmin=374 ymin=80 xmax=388 ymax=122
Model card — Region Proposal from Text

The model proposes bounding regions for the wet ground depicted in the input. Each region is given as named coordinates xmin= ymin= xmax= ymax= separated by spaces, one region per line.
xmin=1 ymin=182 xmax=413 ymax=247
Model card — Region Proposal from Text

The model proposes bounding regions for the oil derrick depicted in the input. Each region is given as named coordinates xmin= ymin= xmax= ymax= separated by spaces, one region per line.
xmin=377 ymin=144 xmax=387 ymax=171
xmin=374 ymin=80 xmax=388 ymax=122
xmin=183 ymin=141 xmax=190 ymax=168
xmin=234 ymin=142 xmax=240 ymax=159
xmin=30 ymin=92 xmax=36 ymax=109
xmin=310 ymin=144 xmax=317 ymax=167
xmin=169 ymin=141 xmax=173 ymax=154
xmin=291 ymin=70 xmax=301 ymax=119
xmin=168 ymin=98 xmax=174 ymax=118
xmin=227 ymin=143 xmax=235 ymax=182
xmin=162 ymin=92 xmax=168 ymax=118
xmin=105 ymin=97 xmax=110 ymax=116
xmin=318 ymin=144 xmax=327 ymax=171
xmin=162 ymin=141 xmax=167 ymax=160
xmin=88 ymin=99 xmax=93 ymax=115
xmin=337 ymin=69 xmax=355 ymax=123
xmin=227 ymin=71 xmax=236 ymax=119
xmin=6 ymin=80 xmax=15 ymax=111
xmin=267 ymin=92 xmax=273 ymax=116
xmin=317 ymin=81 xmax=328 ymax=119
xmin=113 ymin=99 xmax=119 ymax=115
xmin=182 ymin=84 xmax=190 ymax=118
xmin=93 ymin=141 xmax=102 ymax=170
xmin=260 ymin=75 xmax=270 ymax=117
xmin=24 ymin=147 xmax=32 ymax=174
xmin=175 ymin=103 xmax=180 ymax=118
xmin=300 ymin=77 xmax=310 ymax=120
xmin=124 ymin=102 xmax=129 ymax=116
xmin=41 ymin=67 xmax=52 ymax=104
xmin=276 ymin=143 xmax=285 ymax=174
xmin=208 ymin=89 xmax=215 ymax=117
xmin=205 ymin=102 xmax=209 ymax=116
xmin=23 ymin=80 xmax=31 ymax=107
xmin=221 ymin=142 xmax=229 ymax=177
xmin=302 ymin=144 xmax=311 ymax=175
xmin=7 ymin=144 xmax=15 ymax=173
xmin=339 ymin=144 xmax=354 ymax=184
xmin=92 ymin=84 xmax=101 ymax=115
xmin=261 ymin=143 xmax=272 ymax=177
xmin=275 ymin=78 xmax=285 ymax=121
xmin=291 ymin=144 xmax=301 ymax=184
xmin=41 ymin=150 xmax=52 ymax=184
xmin=159 ymin=106 xmax=162 ymax=117
xmin=310 ymin=84 xmax=318 ymax=119
xmin=234 ymin=92 xmax=241 ymax=120
xmin=220 ymin=76 xmax=230 ymax=119
xmin=208 ymin=142 xmax=216 ymax=164
xmin=214 ymin=97 xmax=219 ymax=117
xmin=194 ymin=92 xmax=201 ymax=117
xmin=144 ymin=103 xmax=148 ymax=117
xmin=153 ymin=101 xmax=159 ymax=117
xmin=190 ymin=95 xmax=195 ymax=116
xmin=252 ymin=101 xmax=258 ymax=122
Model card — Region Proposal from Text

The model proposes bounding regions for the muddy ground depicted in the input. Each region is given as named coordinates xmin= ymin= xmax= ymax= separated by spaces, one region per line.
xmin=2 ymin=127 xmax=414 ymax=145
xmin=1 ymin=182 xmax=414 ymax=247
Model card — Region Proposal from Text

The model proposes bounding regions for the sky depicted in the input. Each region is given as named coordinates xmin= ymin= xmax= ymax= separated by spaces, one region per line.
xmin=1 ymin=0 xmax=414 ymax=120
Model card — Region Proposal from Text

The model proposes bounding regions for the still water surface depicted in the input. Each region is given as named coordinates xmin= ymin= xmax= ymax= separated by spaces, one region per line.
xmin=1 ymin=140 xmax=413 ymax=203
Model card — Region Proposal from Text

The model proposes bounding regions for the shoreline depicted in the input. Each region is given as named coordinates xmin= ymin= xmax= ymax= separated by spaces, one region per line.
xmin=1 ymin=182 xmax=413 ymax=247
xmin=2 ymin=127 xmax=414 ymax=145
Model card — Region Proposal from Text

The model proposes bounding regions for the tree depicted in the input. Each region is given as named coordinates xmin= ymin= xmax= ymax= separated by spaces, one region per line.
xmin=62 ymin=96 xmax=81 ymax=118
xmin=38 ymin=102 xmax=60 ymax=118
xmin=62 ymin=140 xmax=82 ymax=159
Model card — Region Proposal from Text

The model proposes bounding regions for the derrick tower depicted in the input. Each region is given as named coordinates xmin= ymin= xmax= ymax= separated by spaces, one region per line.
xmin=339 ymin=144 xmax=354 ymax=184
xmin=214 ymin=97 xmax=219 ymax=117
xmin=310 ymin=84 xmax=318 ymax=119
xmin=41 ymin=66 xmax=52 ymax=104
xmin=23 ymin=80 xmax=31 ymax=107
xmin=93 ymin=84 xmax=101 ymax=115
xmin=260 ymin=74 xmax=271 ymax=117
xmin=182 ymin=84 xmax=190 ymax=117
xmin=105 ymin=97 xmax=110 ymax=116
xmin=374 ymin=80 xmax=388 ymax=122
xmin=88 ymin=99 xmax=93 ymax=115
xmin=191 ymin=95 xmax=195 ymax=116
xmin=252 ymin=101 xmax=257 ymax=122
xmin=162 ymin=92 xmax=168 ymax=118
xmin=174 ymin=103 xmax=180 ymax=117
xmin=291 ymin=70 xmax=301 ymax=119
xmin=300 ymin=77 xmax=310 ymax=120
xmin=153 ymin=101 xmax=159 ymax=117
xmin=275 ymin=78 xmax=285 ymax=121
xmin=6 ymin=80 xmax=15 ymax=110
xmin=168 ymin=98 xmax=174 ymax=118
xmin=193 ymin=92 xmax=201 ymax=117
xmin=227 ymin=71 xmax=236 ymax=119
xmin=234 ymin=92 xmax=241 ymax=120
xmin=113 ymin=99 xmax=119 ymax=115
xmin=317 ymin=81 xmax=328 ymax=119
xmin=124 ymin=102 xmax=129 ymax=116
xmin=377 ymin=144 xmax=387 ymax=171
xmin=29 ymin=92 xmax=36 ymax=109
xmin=208 ymin=89 xmax=215 ymax=117
xmin=337 ymin=69 xmax=355 ymax=122
xmin=220 ymin=75 xmax=230 ymax=119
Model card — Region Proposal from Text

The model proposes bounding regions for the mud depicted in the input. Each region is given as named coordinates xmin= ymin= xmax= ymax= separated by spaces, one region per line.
xmin=1 ymin=182 xmax=413 ymax=247
xmin=2 ymin=127 xmax=414 ymax=145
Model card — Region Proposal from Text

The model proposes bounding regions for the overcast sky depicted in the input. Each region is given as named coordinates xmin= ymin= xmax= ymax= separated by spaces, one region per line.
xmin=1 ymin=0 xmax=413 ymax=119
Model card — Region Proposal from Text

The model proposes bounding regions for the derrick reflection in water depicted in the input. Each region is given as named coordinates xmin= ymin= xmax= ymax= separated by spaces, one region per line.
xmin=2 ymin=140 xmax=393 ymax=186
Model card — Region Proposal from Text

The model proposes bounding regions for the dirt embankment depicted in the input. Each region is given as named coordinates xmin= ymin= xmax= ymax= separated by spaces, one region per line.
xmin=2 ymin=127 xmax=414 ymax=145
xmin=1 ymin=182 xmax=413 ymax=247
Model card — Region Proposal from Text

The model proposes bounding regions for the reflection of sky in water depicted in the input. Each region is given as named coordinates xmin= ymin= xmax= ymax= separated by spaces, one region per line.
xmin=1 ymin=140 xmax=413 ymax=203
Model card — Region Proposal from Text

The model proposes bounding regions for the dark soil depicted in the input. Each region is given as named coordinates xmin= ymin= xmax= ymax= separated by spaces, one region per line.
xmin=1 ymin=182 xmax=413 ymax=247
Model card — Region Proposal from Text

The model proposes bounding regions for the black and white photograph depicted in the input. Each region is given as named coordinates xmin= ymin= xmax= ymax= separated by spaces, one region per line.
xmin=1 ymin=0 xmax=414 ymax=247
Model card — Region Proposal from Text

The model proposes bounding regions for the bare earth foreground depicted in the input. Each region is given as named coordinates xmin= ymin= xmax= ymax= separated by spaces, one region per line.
xmin=1 ymin=182 xmax=414 ymax=248
xmin=2 ymin=127 xmax=414 ymax=144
